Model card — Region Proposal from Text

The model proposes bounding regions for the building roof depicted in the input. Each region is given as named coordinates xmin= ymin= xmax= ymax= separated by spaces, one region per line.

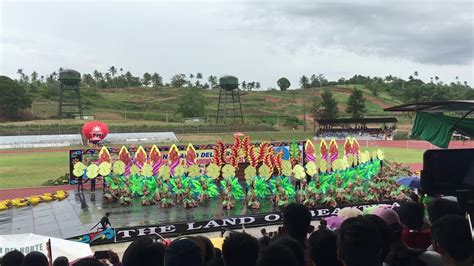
xmin=384 ymin=100 xmax=474 ymax=113
xmin=315 ymin=117 xmax=398 ymax=124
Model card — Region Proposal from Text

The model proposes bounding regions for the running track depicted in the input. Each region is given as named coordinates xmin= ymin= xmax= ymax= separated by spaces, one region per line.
xmin=1 ymin=140 xmax=472 ymax=200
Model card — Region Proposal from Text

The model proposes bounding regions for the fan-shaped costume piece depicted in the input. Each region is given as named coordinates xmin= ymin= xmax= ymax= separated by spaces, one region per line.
xmin=192 ymin=177 xmax=219 ymax=199
xmin=220 ymin=177 xmax=245 ymax=200
xmin=246 ymin=177 xmax=271 ymax=199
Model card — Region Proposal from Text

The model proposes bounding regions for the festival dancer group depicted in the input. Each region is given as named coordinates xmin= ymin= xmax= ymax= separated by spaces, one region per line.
xmin=74 ymin=136 xmax=410 ymax=211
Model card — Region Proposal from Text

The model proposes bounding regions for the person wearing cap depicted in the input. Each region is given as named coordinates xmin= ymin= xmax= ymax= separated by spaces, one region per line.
xmin=371 ymin=206 xmax=443 ymax=266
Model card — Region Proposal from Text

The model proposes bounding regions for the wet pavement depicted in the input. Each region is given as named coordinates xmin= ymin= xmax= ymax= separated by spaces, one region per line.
xmin=0 ymin=190 xmax=279 ymax=239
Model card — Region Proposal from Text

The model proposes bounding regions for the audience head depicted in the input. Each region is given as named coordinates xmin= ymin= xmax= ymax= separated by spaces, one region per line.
xmin=427 ymin=198 xmax=461 ymax=223
xmin=195 ymin=236 xmax=215 ymax=265
xmin=431 ymin=215 xmax=473 ymax=264
xmin=1 ymin=250 xmax=24 ymax=266
xmin=73 ymin=258 xmax=104 ymax=266
xmin=122 ymin=236 xmax=165 ymax=266
xmin=396 ymin=202 xmax=424 ymax=230
xmin=53 ymin=256 xmax=69 ymax=266
xmin=222 ymin=232 xmax=259 ymax=266
xmin=256 ymin=244 xmax=298 ymax=266
xmin=165 ymin=239 xmax=203 ymax=266
xmin=364 ymin=214 xmax=394 ymax=262
xmin=272 ymin=236 xmax=305 ymax=266
xmin=372 ymin=206 xmax=402 ymax=239
xmin=337 ymin=207 xmax=363 ymax=220
xmin=308 ymin=228 xmax=341 ymax=266
xmin=337 ymin=216 xmax=382 ymax=266
xmin=282 ymin=203 xmax=312 ymax=245
xmin=22 ymin=251 xmax=49 ymax=266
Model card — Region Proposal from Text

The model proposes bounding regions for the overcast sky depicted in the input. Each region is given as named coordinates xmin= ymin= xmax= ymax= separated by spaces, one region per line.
xmin=1 ymin=0 xmax=473 ymax=89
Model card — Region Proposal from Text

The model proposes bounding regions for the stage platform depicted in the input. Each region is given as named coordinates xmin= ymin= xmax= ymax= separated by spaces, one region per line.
xmin=0 ymin=189 xmax=398 ymax=245
xmin=0 ymin=189 xmax=280 ymax=239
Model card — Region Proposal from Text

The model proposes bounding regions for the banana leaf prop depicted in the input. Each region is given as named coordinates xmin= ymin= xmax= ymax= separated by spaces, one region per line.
xmin=269 ymin=176 xmax=296 ymax=197
xmin=220 ymin=177 xmax=245 ymax=200
xmin=191 ymin=177 xmax=219 ymax=198
xmin=129 ymin=174 xmax=143 ymax=196
xmin=246 ymin=176 xmax=271 ymax=199
xmin=289 ymin=140 xmax=300 ymax=161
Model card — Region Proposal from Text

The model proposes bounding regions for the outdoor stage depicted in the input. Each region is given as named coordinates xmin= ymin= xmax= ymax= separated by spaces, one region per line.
xmin=0 ymin=189 xmax=397 ymax=245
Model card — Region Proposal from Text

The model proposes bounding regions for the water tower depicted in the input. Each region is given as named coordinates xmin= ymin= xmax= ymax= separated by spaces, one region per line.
xmin=58 ymin=69 xmax=83 ymax=119
xmin=216 ymin=75 xmax=243 ymax=124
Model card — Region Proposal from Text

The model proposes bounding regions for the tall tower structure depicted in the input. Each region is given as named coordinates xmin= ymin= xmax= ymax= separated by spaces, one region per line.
xmin=216 ymin=75 xmax=243 ymax=124
xmin=58 ymin=69 xmax=83 ymax=119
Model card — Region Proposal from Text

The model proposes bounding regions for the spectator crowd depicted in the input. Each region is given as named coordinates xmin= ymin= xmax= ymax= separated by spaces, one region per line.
xmin=1 ymin=198 xmax=472 ymax=266
xmin=316 ymin=127 xmax=395 ymax=140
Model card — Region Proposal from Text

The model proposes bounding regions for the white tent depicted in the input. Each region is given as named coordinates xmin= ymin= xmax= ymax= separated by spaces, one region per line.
xmin=0 ymin=233 xmax=92 ymax=261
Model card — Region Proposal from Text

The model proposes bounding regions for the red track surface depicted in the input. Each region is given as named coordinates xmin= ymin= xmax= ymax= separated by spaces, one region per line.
xmin=0 ymin=140 xmax=472 ymax=200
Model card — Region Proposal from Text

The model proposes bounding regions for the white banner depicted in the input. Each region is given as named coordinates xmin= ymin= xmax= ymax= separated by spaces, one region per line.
xmin=0 ymin=233 xmax=92 ymax=261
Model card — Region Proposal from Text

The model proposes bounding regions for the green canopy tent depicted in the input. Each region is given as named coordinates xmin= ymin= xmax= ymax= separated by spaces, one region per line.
xmin=384 ymin=100 xmax=474 ymax=148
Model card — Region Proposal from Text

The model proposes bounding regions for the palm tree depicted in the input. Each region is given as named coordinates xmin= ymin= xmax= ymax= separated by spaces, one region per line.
xmin=119 ymin=68 xmax=123 ymax=75
xmin=196 ymin=73 xmax=203 ymax=79
xmin=151 ymin=73 xmax=163 ymax=87
xmin=455 ymin=76 xmax=460 ymax=85
xmin=414 ymin=71 xmax=418 ymax=79
xmin=17 ymin=69 xmax=25 ymax=82
xmin=435 ymin=76 xmax=440 ymax=84
xmin=109 ymin=66 xmax=117 ymax=87
xmin=93 ymin=70 xmax=102 ymax=89
xmin=208 ymin=75 xmax=218 ymax=88
xmin=125 ymin=71 xmax=132 ymax=88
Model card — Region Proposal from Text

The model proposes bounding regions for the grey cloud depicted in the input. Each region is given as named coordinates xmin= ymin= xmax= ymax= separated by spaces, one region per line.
xmin=240 ymin=2 xmax=473 ymax=65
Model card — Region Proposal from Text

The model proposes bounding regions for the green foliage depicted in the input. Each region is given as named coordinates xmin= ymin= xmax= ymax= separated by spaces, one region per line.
xmin=170 ymin=74 xmax=187 ymax=88
xmin=177 ymin=88 xmax=207 ymax=118
xmin=320 ymin=89 xmax=339 ymax=119
xmin=277 ymin=77 xmax=291 ymax=91
xmin=299 ymin=75 xmax=310 ymax=88
xmin=284 ymin=116 xmax=303 ymax=126
xmin=0 ymin=76 xmax=33 ymax=118
xmin=346 ymin=88 xmax=367 ymax=119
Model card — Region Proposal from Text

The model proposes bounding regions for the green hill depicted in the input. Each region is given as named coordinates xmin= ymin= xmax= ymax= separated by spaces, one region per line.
xmin=31 ymin=85 xmax=402 ymax=124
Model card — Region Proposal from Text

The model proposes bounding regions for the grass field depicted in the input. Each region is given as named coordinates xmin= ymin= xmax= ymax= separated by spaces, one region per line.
xmin=0 ymin=144 xmax=424 ymax=189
